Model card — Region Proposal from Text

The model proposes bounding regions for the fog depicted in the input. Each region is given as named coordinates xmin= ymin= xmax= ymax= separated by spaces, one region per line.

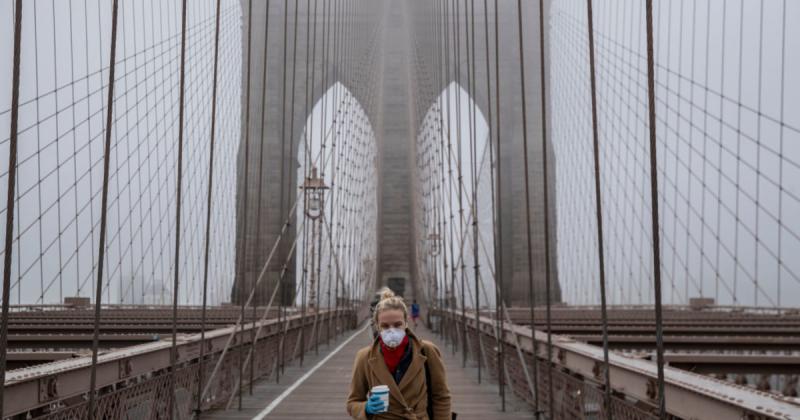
xmin=0 ymin=0 xmax=797 ymax=308
xmin=551 ymin=0 xmax=800 ymax=306
xmin=0 ymin=0 xmax=241 ymax=305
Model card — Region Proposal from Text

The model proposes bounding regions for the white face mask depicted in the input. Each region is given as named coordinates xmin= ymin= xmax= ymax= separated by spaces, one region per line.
xmin=380 ymin=327 xmax=406 ymax=348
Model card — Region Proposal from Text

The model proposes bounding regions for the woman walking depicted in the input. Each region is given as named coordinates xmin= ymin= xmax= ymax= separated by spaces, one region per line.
xmin=347 ymin=289 xmax=452 ymax=419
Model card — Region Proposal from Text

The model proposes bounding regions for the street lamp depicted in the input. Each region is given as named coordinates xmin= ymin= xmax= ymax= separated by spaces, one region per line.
xmin=426 ymin=232 xmax=442 ymax=325
xmin=300 ymin=166 xmax=329 ymax=220
xmin=427 ymin=232 xmax=441 ymax=257
xmin=300 ymin=166 xmax=328 ymax=311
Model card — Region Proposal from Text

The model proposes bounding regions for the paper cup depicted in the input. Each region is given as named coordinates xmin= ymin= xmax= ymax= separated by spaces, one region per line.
xmin=370 ymin=385 xmax=389 ymax=413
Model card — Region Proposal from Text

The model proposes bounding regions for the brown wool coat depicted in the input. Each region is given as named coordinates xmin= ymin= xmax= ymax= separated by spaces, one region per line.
xmin=346 ymin=329 xmax=452 ymax=420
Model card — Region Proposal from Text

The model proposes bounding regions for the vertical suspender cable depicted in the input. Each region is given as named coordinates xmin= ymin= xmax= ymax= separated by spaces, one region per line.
xmin=298 ymin=0 xmax=313 ymax=367
xmin=480 ymin=0 xmax=497 ymax=394
xmin=435 ymin=0 xmax=444 ymax=340
xmin=492 ymin=0 xmax=505 ymax=410
xmin=433 ymin=0 xmax=442 ymax=332
xmin=340 ymin=0 xmax=351 ymax=324
xmin=542 ymin=69 xmax=554 ymax=420
xmin=490 ymin=0 xmax=536 ymax=410
xmin=276 ymin=0 xmax=291 ymax=384
xmin=530 ymin=1 xmax=545 ymax=414
xmin=328 ymin=0 xmax=342 ymax=341
xmin=196 ymin=0 xmax=223 ymax=414
xmin=326 ymin=0 xmax=338 ymax=339
xmin=318 ymin=1 xmax=333 ymax=344
xmin=432 ymin=160 xmax=437 ymax=317
xmin=584 ymin=0 xmax=613 ymax=416
xmin=305 ymin=0 xmax=319 ymax=357
xmin=448 ymin=0 xmax=457 ymax=353
xmin=336 ymin=13 xmax=347 ymax=337
xmin=170 ymin=0 xmax=190 ymax=416
xmin=300 ymin=210 xmax=309 ymax=360
xmin=320 ymin=0 xmax=332 ymax=343
xmin=280 ymin=0 xmax=301 ymax=378
xmin=239 ymin=0 xmax=255 ymax=406
xmin=454 ymin=0 xmax=467 ymax=369
xmin=514 ymin=0 xmax=539 ymax=412
xmin=437 ymin=0 xmax=447 ymax=338
xmin=467 ymin=0 xmax=482 ymax=385
xmin=336 ymin=1 xmax=356 ymax=327
xmin=300 ymin=208 xmax=309 ymax=360
xmin=644 ymin=0 xmax=667 ymax=417
xmin=0 ymin=1 xmax=24 ymax=415
xmin=251 ymin=0 xmax=273 ymax=391
xmin=52 ymin=1 xmax=64 ymax=305
xmin=444 ymin=0 xmax=457 ymax=353
xmin=87 ymin=0 xmax=120 ymax=415
xmin=777 ymin=0 xmax=786 ymax=309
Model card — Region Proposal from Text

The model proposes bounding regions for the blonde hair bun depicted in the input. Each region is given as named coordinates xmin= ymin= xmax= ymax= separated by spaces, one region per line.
xmin=373 ymin=287 xmax=408 ymax=326
xmin=379 ymin=287 xmax=396 ymax=301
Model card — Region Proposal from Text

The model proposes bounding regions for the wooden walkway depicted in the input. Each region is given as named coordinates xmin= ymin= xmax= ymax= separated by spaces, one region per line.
xmin=204 ymin=323 xmax=532 ymax=420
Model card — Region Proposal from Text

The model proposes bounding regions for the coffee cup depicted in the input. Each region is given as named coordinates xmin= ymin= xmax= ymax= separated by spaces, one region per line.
xmin=370 ymin=385 xmax=389 ymax=413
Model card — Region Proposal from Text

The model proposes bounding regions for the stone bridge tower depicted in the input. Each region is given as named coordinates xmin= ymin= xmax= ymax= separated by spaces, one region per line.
xmin=232 ymin=0 xmax=561 ymax=307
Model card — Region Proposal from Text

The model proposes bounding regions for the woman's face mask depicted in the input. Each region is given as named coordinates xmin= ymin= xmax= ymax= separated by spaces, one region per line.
xmin=377 ymin=309 xmax=407 ymax=348
xmin=380 ymin=327 xmax=406 ymax=348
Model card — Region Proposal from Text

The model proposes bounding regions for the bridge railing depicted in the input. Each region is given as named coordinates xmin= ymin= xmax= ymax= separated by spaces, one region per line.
xmin=434 ymin=308 xmax=800 ymax=420
xmin=2 ymin=308 xmax=355 ymax=419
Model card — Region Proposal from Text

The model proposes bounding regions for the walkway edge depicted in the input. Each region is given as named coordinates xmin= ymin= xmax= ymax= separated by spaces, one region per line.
xmin=252 ymin=323 xmax=370 ymax=419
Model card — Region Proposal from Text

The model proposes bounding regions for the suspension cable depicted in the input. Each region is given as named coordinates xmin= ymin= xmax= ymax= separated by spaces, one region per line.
xmin=584 ymin=0 xmax=613 ymax=416
xmin=454 ymin=0 xmax=468 ymax=369
xmin=302 ymin=0 xmax=318 ymax=361
xmin=250 ymin=0 xmax=273 ymax=392
xmin=514 ymin=0 xmax=541 ymax=415
xmin=645 ymin=0 xmax=667 ymax=416
xmin=195 ymin=0 xmax=223 ymax=413
xmin=87 ymin=0 xmax=120 ymax=415
xmin=0 ymin=0 xmax=24 ymax=414
xmin=444 ymin=0 xmax=457 ymax=354
xmin=278 ymin=0 xmax=302 ymax=380
xmin=492 ymin=0 xmax=505 ymax=408
xmin=318 ymin=0 xmax=331 ymax=345
xmin=237 ymin=0 xmax=255 ymax=407
xmin=276 ymin=0 xmax=291 ymax=384
xmin=466 ymin=0 xmax=483 ymax=385
xmin=297 ymin=0 xmax=315 ymax=371
xmin=169 ymin=0 xmax=190 ymax=414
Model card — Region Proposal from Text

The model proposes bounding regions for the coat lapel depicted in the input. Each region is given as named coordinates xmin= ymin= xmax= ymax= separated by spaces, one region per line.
xmin=368 ymin=349 xmax=407 ymax=408
xmin=398 ymin=341 xmax=426 ymax=391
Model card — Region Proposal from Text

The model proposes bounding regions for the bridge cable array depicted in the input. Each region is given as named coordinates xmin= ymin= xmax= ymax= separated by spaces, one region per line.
xmin=406 ymin=0 xmax=720 ymax=417
xmin=1 ymin=0 xmax=800 ymax=418
xmin=0 ymin=0 xmax=382 ymax=417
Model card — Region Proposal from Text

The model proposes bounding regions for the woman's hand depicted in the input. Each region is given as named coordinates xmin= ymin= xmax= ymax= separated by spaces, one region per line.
xmin=364 ymin=393 xmax=385 ymax=414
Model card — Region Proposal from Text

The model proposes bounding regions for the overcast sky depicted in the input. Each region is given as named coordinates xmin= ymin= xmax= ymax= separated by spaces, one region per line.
xmin=551 ymin=0 xmax=800 ymax=307
xmin=0 ymin=0 xmax=797 ymax=308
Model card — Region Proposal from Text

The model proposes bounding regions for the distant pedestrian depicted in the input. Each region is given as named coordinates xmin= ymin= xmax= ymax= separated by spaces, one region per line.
xmin=410 ymin=300 xmax=420 ymax=328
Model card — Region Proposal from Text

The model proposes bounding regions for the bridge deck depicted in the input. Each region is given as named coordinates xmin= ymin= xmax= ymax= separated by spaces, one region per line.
xmin=205 ymin=323 xmax=532 ymax=419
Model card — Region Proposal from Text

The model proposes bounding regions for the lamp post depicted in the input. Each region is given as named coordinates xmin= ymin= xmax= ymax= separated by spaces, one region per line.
xmin=361 ymin=257 xmax=374 ymax=296
xmin=427 ymin=232 xmax=441 ymax=329
xmin=300 ymin=166 xmax=328 ymax=311
xmin=427 ymin=232 xmax=441 ymax=257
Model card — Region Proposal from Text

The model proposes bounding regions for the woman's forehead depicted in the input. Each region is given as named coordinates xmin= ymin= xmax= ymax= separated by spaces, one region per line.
xmin=378 ymin=309 xmax=405 ymax=322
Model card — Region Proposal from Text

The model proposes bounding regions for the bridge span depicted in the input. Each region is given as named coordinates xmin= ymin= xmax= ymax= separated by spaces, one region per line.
xmin=1 ymin=0 xmax=800 ymax=418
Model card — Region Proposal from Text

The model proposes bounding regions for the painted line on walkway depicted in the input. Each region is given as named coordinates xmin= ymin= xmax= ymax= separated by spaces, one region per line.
xmin=253 ymin=323 xmax=371 ymax=419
